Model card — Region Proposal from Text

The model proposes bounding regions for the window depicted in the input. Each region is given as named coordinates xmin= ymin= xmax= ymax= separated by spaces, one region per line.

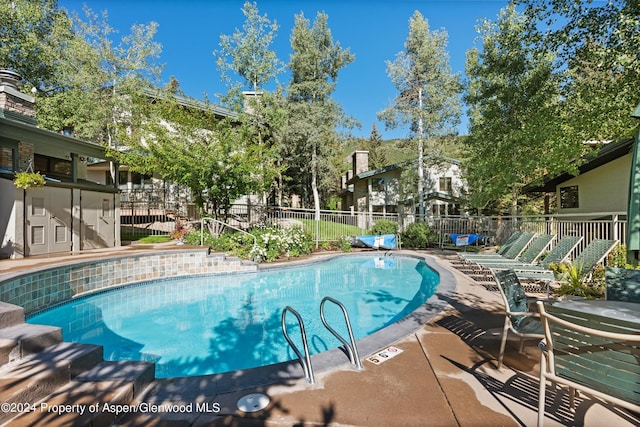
xmin=439 ymin=177 xmax=452 ymax=192
xmin=0 ymin=146 xmax=15 ymax=171
xmin=372 ymin=177 xmax=385 ymax=192
xmin=34 ymin=154 xmax=72 ymax=178
xmin=131 ymin=171 xmax=152 ymax=186
xmin=119 ymin=170 xmax=129 ymax=185
xmin=560 ymin=185 xmax=579 ymax=209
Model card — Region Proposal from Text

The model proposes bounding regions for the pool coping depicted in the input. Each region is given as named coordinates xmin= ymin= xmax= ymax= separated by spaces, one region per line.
xmin=148 ymin=250 xmax=457 ymax=397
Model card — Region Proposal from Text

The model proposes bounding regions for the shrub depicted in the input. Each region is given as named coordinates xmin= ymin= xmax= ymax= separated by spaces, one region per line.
xmin=14 ymin=171 xmax=45 ymax=189
xmin=607 ymin=244 xmax=640 ymax=269
xmin=550 ymin=261 xmax=605 ymax=300
xmin=400 ymin=222 xmax=436 ymax=248
xmin=369 ymin=220 xmax=398 ymax=236
xmin=187 ymin=225 xmax=315 ymax=262
xmin=337 ymin=236 xmax=352 ymax=252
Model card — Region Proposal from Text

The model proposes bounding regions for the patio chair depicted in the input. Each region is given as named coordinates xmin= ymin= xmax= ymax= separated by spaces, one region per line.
xmin=459 ymin=232 xmax=535 ymax=263
xmin=458 ymin=230 xmax=522 ymax=261
xmin=536 ymin=301 xmax=640 ymax=426
xmin=605 ymin=267 xmax=640 ymax=302
xmin=472 ymin=234 xmax=555 ymax=270
xmin=494 ymin=269 xmax=544 ymax=370
xmin=515 ymin=238 xmax=618 ymax=282
xmin=479 ymin=235 xmax=581 ymax=271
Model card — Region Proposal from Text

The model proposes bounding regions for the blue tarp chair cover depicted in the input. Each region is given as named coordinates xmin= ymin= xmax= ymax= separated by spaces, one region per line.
xmin=354 ymin=234 xmax=397 ymax=250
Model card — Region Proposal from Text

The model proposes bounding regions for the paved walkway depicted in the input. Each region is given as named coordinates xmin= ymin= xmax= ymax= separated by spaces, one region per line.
xmin=1 ymin=247 xmax=639 ymax=426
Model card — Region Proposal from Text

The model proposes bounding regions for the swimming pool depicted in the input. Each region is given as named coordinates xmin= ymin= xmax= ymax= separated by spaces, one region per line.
xmin=28 ymin=254 xmax=440 ymax=378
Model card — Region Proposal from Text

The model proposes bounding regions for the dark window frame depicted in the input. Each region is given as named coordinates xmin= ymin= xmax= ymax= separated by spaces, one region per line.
xmin=560 ymin=185 xmax=579 ymax=209
xmin=34 ymin=154 xmax=72 ymax=178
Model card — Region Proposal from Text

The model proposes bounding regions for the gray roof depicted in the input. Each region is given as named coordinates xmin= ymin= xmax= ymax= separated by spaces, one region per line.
xmin=142 ymin=88 xmax=238 ymax=121
xmin=348 ymin=155 xmax=462 ymax=184
xmin=0 ymin=117 xmax=107 ymax=159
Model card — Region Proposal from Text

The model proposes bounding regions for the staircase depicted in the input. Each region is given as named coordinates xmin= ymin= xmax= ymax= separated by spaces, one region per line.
xmin=0 ymin=302 xmax=154 ymax=426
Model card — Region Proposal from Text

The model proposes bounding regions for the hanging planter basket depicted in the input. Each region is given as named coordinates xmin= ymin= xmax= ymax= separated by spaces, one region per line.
xmin=14 ymin=171 xmax=46 ymax=189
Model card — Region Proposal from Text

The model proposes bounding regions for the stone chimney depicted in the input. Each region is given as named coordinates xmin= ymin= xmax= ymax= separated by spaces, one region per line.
xmin=0 ymin=70 xmax=36 ymax=120
xmin=352 ymin=150 xmax=369 ymax=175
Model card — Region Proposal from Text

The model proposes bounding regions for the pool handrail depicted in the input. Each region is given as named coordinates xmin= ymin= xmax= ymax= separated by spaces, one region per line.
xmin=281 ymin=306 xmax=315 ymax=384
xmin=320 ymin=296 xmax=363 ymax=370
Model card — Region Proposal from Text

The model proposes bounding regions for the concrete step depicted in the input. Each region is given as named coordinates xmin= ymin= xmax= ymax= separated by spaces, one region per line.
xmin=0 ymin=302 xmax=25 ymax=328
xmin=0 ymin=338 xmax=20 ymax=367
xmin=75 ymin=360 xmax=155 ymax=397
xmin=4 ymin=360 xmax=155 ymax=426
xmin=0 ymin=323 xmax=62 ymax=365
xmin=5 ymin=379 xmax=133 ymax=427
xmin=0 ymin=342 xmax=102 ymax=424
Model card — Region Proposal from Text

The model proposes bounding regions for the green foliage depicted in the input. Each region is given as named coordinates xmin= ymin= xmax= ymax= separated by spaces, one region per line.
xmin=115 ymin=92 xmax=275 ymax=220
xmin=400 ymin=222 xmax=436 ymax=248
xmin=214 ymin=1 xmax=282 ymax=98
xmin=36 ymin=6 xmax=163 ymax=144
xmin=549 ymin=261 xmax=605 ymax=299
xmin=194 ymin=225 xmax=313 ymax=263
xmin=369 ymin=220 xmax=398 ymax=236
xmin=606 ymin=244 xmax=640 ymax=270
xmin=337 ymin=236 xmax=353 ymax=252
xmin=14 ymin=171 xmax=45 ymax=189
xmin=0 ymin=0 xmax=74 ymax=90
xmin=136 ymin=235 xmax=171 ymax=244
xmin=464 ymin=5 xmax=581 ymax=214
xmin=297 ymin=219 xmax=363 ymax=240
xmin=285 ymin=11 xmax=354 ymax=214
xmin=378 ymin=11 xmax=461 ymax=152
xmin=365 ymin=124 xmax=387 ymax=169
xmin=519 ymin=0 xmax=639 ymax=142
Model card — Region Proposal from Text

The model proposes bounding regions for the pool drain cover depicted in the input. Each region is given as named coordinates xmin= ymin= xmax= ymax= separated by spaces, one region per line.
xmin=237 ymin=393 xmax=270 ymax=413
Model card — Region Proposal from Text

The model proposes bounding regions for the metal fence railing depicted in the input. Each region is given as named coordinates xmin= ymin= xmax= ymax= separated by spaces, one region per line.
xmin=119 ymin=202 xmax=628 ymax=256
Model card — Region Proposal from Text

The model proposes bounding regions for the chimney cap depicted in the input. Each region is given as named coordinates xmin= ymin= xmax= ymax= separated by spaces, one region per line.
xmin=0 ymin=69 xmax=22 ymax=89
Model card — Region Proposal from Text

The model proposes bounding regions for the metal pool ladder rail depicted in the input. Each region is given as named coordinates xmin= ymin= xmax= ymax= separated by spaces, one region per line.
xmin=281 ymin=306 xmax=315 ymax=384
xmin=320 ymin=296 xmax=363 ymax=370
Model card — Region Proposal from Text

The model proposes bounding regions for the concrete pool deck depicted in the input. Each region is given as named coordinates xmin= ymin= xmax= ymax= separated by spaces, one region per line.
xmin=1 ymin=245 xmax=639 ymax=426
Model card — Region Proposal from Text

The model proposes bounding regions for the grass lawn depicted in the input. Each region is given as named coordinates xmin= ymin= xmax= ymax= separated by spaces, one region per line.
xmin=132 ymin=235 xmax=172 ymax=244
xmin=298 ymin=218 xmax=365 ymax=240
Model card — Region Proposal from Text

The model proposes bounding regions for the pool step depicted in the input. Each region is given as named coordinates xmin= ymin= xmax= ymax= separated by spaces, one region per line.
xmin=3 ymin=360 xmax=155 ymax=426
xmin=0 ymin=342 xmax=103 ymax=424
xmin=75 ymin=360 xmax=155 ymax=395
xmin=208 ymin=253 xmax=258 ymax=273
xmin=5 ymin=379 xmax=134 ymax=426
xmin=0 ymin=304 xmax=160 ymax=426
xmin=0 ymin=323 xmax=62 ymax=365
xmin=0 ymin=302 xmax=25 ymax=328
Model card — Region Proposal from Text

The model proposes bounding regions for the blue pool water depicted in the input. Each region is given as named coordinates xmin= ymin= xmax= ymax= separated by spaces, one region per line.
xmin=28 ymin=255 xmax=439 ymax=378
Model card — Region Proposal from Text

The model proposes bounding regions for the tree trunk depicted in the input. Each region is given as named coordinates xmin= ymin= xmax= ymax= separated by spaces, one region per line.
xmin=311 ymin=144 xmax=320 ymax=221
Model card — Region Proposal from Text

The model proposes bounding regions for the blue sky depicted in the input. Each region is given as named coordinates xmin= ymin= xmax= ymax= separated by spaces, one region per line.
xmin=58 ymin=0 xmax=508 ymax=139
